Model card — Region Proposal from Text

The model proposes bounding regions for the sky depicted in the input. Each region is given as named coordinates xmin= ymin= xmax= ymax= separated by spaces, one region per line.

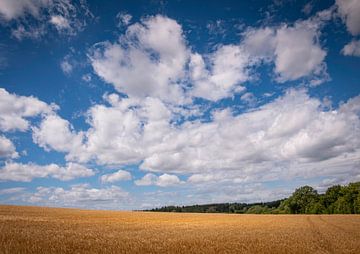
xmin=0 ymin=0 xmax=359 ymax=210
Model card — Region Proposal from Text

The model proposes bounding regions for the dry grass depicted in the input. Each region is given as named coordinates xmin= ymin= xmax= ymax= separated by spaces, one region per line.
xmin=0 ymin=205 xmax=360 ymax=253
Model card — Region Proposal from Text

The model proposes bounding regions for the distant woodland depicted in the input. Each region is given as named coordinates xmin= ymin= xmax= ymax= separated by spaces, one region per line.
xmin=148 ymin=182 xmax=360 ymax=214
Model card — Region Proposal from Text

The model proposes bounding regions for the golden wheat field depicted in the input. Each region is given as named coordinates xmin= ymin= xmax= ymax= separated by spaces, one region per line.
xmin=0 ymin=205 xmax=360 ymax=254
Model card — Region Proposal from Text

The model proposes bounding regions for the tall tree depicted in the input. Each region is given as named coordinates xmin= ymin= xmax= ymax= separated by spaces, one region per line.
xmin=281 ymin=186 xmax=319 ymax=214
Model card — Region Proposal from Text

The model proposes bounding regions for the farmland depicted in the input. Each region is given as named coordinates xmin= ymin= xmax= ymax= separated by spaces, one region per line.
xmin=0 ymin=205 xmax=360 ymax=254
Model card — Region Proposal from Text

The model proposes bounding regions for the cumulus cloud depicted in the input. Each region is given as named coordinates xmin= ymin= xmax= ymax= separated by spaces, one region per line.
xmin=91 ymin=14 xmax=255 ymax=102
xmin=90 ymin=13 xmax=332 ymax=103
xmin=156 ymin=174 xmax=182 ymax=187
xmin=0 ymin=162 xmax=95 ymax=182
xmin=32 ymin=88 xmax=360 ymax=187
xmin=241 ymin=27 xmax=276 ymax=60
xmin=72 ymin=95 xmax=145 ymax=164
xmin=2 ymin=11 xmax=356 ymax=201
xmin=135 ymin=173 xmax=182 ymax=187
xmin=1 ymin=3 xmax=359 ymax=208
xmin=241 ymin=18 xmax=328 ymax=85
xmin=134 ymin=173 xmax=157 ymax=186
xmin=27 ymin=184 xmax=129 ymax=209
xmin=34 ymin=95 xmax=162 ymax=165
xmin=341 ymin=40 xmax=360 ymax=57
xmin=189 ymin=15 xmax=329 ymax=100
xmin=90 ymin=15 xmax=189 ymax=104
xmin=273 ymin=22 xmax=327 ymax=83
xmin=0 ymin=88 xmax=54 ymax=132
xmin=33 ymin=95 xmax=140 ymax=164
xmin=32 ymin=114 xmax=84 ymax=155
xmin=0 ymin=135 xmax=18 ymax=158
xmin=100 ymin=169 xmax=131 ymax=183
xmin=66 ymin=94 xmax=174 ymax=165
xmin=189 ymin=45 xmax=250 ymax=101
xmin=336 ymin=0 xmax=360 ymax=36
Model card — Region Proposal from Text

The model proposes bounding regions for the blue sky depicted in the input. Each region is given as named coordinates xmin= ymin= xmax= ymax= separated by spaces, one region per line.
xmin=0 ymin=0 xmax=359 ymax=210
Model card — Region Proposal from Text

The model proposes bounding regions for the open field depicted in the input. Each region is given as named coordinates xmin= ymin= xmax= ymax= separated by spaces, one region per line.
xmin=0 ymin=205 xmax=360 ymax=253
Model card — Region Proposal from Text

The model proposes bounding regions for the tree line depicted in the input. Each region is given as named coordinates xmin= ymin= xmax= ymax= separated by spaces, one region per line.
xmin=146 ymin=182 xmax=360 ymax=214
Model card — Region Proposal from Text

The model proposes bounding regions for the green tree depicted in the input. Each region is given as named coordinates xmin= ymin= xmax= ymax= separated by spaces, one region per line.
xmin=354 ymin=194 xmax=360 ymax=214
xmin=306 ymin=200 xmax=325 ymax=214
xmin=323 ymin=185 xmax=343 ymax=213
xmin=282 ymin=186 xmax=319 ymax=214
xmin=333 ymin=197 xmax=352 ymax=214
xmin=149 ymin=182 xmax=360 ymax=214
xmin=342 ymin=182 xmax=360 ymax=213
xmin=245 ymin=205 xmax=269 ymax=214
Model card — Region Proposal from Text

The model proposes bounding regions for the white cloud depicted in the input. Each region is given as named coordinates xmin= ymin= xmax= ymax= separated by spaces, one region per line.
xmin=341 ymin=40 xmax=360 ymax=57
xmin=100 ymin=169 xmax=131 ymax=183
xmin=74 ymin=96 xmax=144 ymax=164
xmin=240 ymin=92 xmax=257 ymax=106
xmin=140 ymin=89 xmax=360 ymax=181
xmin=336 ymin=0 xmax=360 ymax=36
xmin=138 ymin=182 xmax=294 ymax=207
xmin=206 ymin=20 xmax=226 ymax=36
xmin=60 ymin=58 xmax=73 ymax=74
xmin=116 ymin=12 xmax=132 ymax=28
xmin=241 ymin=19 xmax=328 ymax=84
xmin=90 ymin=13 xmax=332 ymax=103
xmin=0 ymin=162 xmax=94 ymax=182
xmin=90 ymin=15 xmax=189 ymax=104
xmin=242 ymin=27 xmax=276 ymax=59
xmin=50 ymin=15 xmax=70 ymax=31
xmin=27 ymin=184 xmax=129 ymax=209
xmin=0 ymin=135 xmax=18 ymax=158
xmin=1 ymin=5 xmax=359 ymax=207
xmin=134 ymin=173 xmax=157 ymax=186
xmin=0 ymin=88 xmax=54 ymax=132
xmin=0 ymin=0 xmax=92 ymax=39
xmin=82 ymin=74 xmax=92 ymax=82
xmin=60 ymin=53 xmax=80 ymax=76
xmin=12 ymin=10 xmax=356 ymax=193
xmin=91 ymin=15 xmax=256 ymax=102
xmin=189 ymin=45 xmax=250 ymax=101
xmin=134 ymin=173 xmax=182 ymax=187
xmin=33 ymin=88 xmax=360 ymax=187
xmin=32 ymin=114 xmax=84 ymax=155
xmin=188 ymin=173 xmax=223 ymax=184
xmin=53 ymin=162 xmax=95 ymax=181
xmin=33 ymin=95 xmax=142 ymax=164
xmin=11 ymin=24 xmax=46 ymax=40
xmin=302 ymin=2 xmax=314 ymax=15
xmin=0 ymin=187 xmax=25 ymax=195
xmin=273 ymin=22 xmax=327 ymax=83
xmin=189 ymin=12 xmax=331 ymax=101
xmin=32 ymin=95 xmax=166 ymax=165
xmin=156 ymin=173 xmax=182 ymax=187
xmin=0 ymin=0 xmax=48 ymax=20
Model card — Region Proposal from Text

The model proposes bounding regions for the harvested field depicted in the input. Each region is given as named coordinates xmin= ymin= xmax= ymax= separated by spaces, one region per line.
xmin=0 ymin=205 xmax=359 ymax=254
